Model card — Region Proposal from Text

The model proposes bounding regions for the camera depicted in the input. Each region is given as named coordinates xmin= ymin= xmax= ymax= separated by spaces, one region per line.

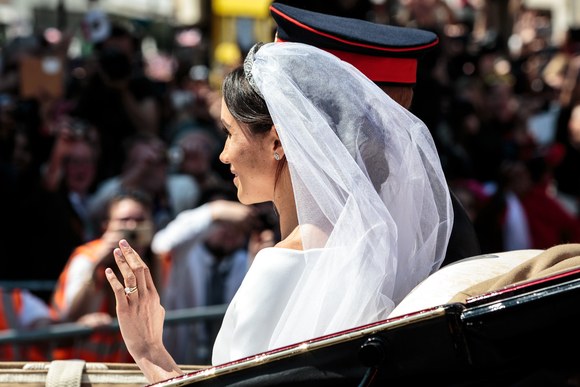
xmin=118 ymin=223 xmax=153 ymax=247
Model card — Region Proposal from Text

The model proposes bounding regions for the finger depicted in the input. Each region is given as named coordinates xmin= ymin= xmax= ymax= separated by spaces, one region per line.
xmin=143 ymin=267 xmax=157 ymax=296
xmin=114 ymin=247 xmax=141 ymax=298
xmin=118 ymin=239 xmax=151 ymax=291
xmin=105 ymin=267 xmax=128 ymax=306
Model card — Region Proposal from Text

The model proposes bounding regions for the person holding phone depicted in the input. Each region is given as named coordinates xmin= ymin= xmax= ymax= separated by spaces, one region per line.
xmin=50 ymin=189 xmax=156 ymax=362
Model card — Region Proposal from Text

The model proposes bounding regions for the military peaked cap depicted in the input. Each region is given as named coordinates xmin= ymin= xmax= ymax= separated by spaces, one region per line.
xmin=270 ymin=2 xmax=439 ymax=85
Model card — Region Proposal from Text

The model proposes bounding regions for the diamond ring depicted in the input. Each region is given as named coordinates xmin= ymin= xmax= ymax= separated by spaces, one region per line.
xmin=124 ymin=286 xmax=138 ymax=295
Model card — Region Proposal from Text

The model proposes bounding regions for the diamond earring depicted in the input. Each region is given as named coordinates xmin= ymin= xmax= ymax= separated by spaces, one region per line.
xmin=274 ymin=152 xmax=281 ymax=161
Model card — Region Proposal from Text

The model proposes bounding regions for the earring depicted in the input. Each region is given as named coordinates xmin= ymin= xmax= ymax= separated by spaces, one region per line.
xmin=274 ymin=152 xmax=281 ymax=161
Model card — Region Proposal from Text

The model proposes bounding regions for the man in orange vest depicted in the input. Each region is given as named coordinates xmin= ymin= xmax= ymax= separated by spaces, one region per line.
xmin=0 ymin=287 xmax=52 ymax=360
xmin=50 ymin=190 xmax=156 ymax=362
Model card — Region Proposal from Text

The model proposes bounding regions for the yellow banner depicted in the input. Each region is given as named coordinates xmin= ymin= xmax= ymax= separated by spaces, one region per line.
xmin=212 ymin=0 xmax=271 ymax=18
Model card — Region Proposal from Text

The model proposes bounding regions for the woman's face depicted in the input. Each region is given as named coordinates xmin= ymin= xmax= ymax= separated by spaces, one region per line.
xmin=107 ymin=198 xmax=154 ymax=253
xmin=219 ymin=98 xmax=276 ymax=204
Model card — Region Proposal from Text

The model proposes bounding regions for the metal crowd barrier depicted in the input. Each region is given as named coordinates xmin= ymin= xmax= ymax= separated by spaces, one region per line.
xmin=0 ymin=281 xmax=56 ymax=293
xmin=0 ymin=304 xmax=228 ymax=362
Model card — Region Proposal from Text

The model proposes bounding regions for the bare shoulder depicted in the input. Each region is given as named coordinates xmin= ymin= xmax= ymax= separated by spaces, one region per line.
xmin=275 ymin=226 xmax=303 ymax=251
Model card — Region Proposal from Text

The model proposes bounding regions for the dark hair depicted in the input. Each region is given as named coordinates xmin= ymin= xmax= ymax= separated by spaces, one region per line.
xmin=106 ymin=189 xmax=153 ymax=219
xmin=222 ymin=63 xmax=272 ymax=135
xmin=222 ymin=49 xmax=288 ymax=188
xmin=122 ymin=132 xmax=165 ymax=154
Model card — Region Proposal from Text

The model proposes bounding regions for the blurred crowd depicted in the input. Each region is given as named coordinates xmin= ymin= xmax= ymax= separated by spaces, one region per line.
xmin=2 ymin=0 xmax=580 ymax=365
xmin=402 ymin=0 xmax=580 ymax=254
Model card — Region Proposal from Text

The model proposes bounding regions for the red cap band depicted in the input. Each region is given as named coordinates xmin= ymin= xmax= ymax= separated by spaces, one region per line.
xmin=325 ymin=48 xmax=417 ymax=84
xmin=275 ymin=37 xmax=417 ymax=84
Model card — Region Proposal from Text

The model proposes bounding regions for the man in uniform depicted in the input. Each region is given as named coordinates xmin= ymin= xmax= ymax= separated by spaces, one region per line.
xmin=269 ymin=2 xmax=480 ymax=266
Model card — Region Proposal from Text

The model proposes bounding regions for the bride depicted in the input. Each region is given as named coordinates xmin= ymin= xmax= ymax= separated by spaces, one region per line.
xmin=105 ymin=41 xmax=453 ymax=383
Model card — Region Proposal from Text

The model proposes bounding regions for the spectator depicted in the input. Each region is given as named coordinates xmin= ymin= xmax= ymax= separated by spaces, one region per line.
xmin=553 ymin=103 xmax=580 ymax=215
xmin=162 ymin=62 xmax=220 ymax=145
xmin=545 ymin=27 xmax=580 ymax=108
xmin=168 ymin=129 xmax=232 ymax=205
xmin=88 ymin=133 xmax=200 ymax=231
xmin=37 ymin=117 xmax=101 ymax=263
xmin=519 ymin=155 xmax=580 ymax=249
xmin=3 ymin=117 xmax=99 ymax=293
xmin=470 ymin=75 xmax=537 ymax=183
xmin=51 ymin=190 xmax=156 ymax=362
xmin=0 ymin=123 xmax=69 ymax=295
xmin=394 ymin=0 xmax=457 ymax=31
xmin=0 ymin=287 xmax=53 ymax=361
xmin=73 ymin=21 xmax=163 ymax=182
xmin=437 ymin=96 xmax=481 ymax=180
xmin=474 ymin=160 xmax=533 ymax=253
xmin=152 ymin=198 xmax=271 ymax=364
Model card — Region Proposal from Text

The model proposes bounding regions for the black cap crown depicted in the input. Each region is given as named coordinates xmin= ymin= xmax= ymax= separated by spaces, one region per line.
xmin=270 ymin=2 xmax=439 ymax=85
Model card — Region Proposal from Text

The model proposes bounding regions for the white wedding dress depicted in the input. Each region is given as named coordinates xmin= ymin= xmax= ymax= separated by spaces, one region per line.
xmin=212 ymin=247 xmax=306 ymax=364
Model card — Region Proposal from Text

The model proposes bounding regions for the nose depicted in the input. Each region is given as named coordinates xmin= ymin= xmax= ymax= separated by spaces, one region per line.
xmin=125 ymin=219 xmax=139 ymax=229
xmin=219 ymin=140 xmax=229 ymax=165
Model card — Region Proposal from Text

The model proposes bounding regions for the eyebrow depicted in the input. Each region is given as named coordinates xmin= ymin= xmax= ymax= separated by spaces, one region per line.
xmin=221 ymin=119 xmax=231 ymax=128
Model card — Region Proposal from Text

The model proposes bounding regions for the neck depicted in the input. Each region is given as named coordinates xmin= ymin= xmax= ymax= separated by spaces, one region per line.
xmin=273 ymin=170 xmax=298 ymax=240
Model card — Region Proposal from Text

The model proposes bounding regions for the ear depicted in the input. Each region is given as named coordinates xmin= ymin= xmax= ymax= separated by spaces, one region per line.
xmin=270 ymin=125 xmax=284 ymax=159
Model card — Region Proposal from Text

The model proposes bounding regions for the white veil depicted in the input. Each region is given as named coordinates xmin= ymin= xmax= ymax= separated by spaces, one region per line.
xmin=243 ymin=42 xmax=452 ymax=349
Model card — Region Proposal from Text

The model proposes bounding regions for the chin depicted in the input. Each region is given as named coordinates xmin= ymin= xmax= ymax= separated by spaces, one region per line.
xmin=237 ymin=195 xmax=253 ymax=205
xmin=236 ymin=190 xmax=247 ymax=204
xmin=237 ymin=192 xmax=270 ymax=206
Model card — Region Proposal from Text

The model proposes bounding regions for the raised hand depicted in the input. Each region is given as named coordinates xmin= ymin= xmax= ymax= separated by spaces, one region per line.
xmin=105 ymin=239 xmax=183 ymax=383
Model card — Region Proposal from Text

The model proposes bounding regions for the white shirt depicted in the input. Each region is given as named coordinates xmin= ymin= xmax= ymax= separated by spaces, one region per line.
xmin=152 ymin=204 xmax=249 ymax=363
xmin=503 ymin=192 xmax=532 ymax=251
xmin=152 ymin=204 xmax=248 ymax=309
xmin=19 ymin=289 xmax=51 ymax=327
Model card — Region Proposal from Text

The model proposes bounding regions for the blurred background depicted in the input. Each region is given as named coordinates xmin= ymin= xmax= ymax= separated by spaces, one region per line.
xmin=0 ymin=0 xmax=580 ymax=304
xmin=3 ymin=0 xmax=580 ymax=363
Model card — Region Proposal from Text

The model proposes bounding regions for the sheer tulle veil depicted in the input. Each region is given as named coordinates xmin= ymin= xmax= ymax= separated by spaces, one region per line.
xmin=241 ymin=42 xmax=452 ymax=349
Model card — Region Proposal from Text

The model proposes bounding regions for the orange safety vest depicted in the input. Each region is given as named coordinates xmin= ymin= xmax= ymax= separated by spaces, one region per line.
xmin=51 ymin=240 xmax=132 ymax=362
xmin=159 ymin=251 xmax=173 ymax=289
xmin=0 ymin=288 xmax=49 ymax=361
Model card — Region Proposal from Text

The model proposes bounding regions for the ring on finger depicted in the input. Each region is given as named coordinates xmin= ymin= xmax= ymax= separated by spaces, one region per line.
xmin=124 ymin=286 xmax=138 ymax=295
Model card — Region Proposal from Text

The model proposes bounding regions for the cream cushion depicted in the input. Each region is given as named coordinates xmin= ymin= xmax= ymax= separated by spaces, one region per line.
xmin=388 ymin=249 xmax=545 ymax=318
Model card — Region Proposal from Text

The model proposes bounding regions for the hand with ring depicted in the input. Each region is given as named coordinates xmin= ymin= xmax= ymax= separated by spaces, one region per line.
xmin=124 ymin=286 xmax=138 ymax=295
xmin=105 ymin=239 xmax=183 ymax=383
